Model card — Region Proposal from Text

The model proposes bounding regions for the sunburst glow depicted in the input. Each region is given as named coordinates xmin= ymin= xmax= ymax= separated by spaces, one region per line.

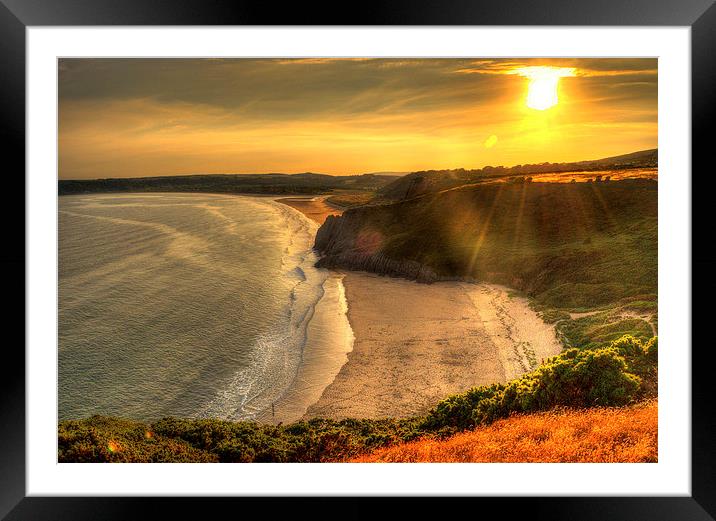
xmin=515 ymin=66 xmax=577 ymax=111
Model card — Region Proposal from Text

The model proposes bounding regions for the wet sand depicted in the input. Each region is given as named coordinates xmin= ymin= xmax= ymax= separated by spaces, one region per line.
xmin=254 ymin=273 xmax=354 ymax=424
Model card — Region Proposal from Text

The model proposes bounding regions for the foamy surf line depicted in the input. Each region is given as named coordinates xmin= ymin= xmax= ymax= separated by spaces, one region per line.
xmin=253 ymin=198 xmax=355 ymax=423
xmin=200 ymin=196 xmax=354 ymax=423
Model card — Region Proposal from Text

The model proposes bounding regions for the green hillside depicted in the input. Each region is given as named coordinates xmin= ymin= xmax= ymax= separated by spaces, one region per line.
xmin=316 ymin=178 xmax=657 ymax=311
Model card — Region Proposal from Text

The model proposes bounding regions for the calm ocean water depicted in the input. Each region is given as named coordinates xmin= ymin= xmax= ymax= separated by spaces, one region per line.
xmin=58 ymin=193 xmax=352 ymax=422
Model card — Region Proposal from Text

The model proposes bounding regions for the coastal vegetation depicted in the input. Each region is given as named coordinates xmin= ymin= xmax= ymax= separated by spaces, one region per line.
xmin=316 ymin=179 xmax=656 ymax=309
xmin=58 ymin=334 xmax=657 ymax=463
xmin=353 ymin=399 xmax=657 ymax=463
xmin=324 ymin=193 xmax=375 ymax=209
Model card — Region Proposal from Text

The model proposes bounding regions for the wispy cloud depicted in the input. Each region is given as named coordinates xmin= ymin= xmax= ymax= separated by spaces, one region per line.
xmin=454 ymin=58 xmax=656 ymax=77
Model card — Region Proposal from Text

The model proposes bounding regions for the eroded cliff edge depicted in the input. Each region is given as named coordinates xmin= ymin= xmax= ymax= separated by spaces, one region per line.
xmin=313 ymin=179 xmax=658 ymax=310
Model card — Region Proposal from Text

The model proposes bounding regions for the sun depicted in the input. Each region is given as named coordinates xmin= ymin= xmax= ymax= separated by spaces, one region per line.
xmin=515 ymin=66 xmax=577 ymax=111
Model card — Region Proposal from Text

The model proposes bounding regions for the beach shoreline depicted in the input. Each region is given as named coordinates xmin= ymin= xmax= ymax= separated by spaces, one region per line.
xmin=275 ymin=196 xmax=563 ymax=421
xmin=276 ymin=195 xmax=343 ymax=225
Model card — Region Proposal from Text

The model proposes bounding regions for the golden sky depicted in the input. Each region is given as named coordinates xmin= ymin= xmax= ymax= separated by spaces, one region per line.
xmin=58 ymin=58 xmax=657 ymax=179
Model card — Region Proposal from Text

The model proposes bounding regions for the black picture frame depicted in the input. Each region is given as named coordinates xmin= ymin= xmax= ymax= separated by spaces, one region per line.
xmin=3 ymin=0 xmax=714 ymax=519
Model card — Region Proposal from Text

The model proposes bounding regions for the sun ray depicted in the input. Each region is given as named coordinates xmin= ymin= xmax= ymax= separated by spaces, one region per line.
xmin=466 ymin=183 xmax=505 ymax=276
xmin=587 ymin=181 xmax=619 ymax=232
xmin=512 ymin=181 xmax=529 ymax=251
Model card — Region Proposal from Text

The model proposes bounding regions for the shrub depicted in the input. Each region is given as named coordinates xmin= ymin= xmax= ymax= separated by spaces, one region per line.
xmin=611 ymin=335 xmax=646 ymax=358
xmin=644 ymin=336 xmax=658 ymax=362
xmin=422 ymin=336 xmax=652 ymax=431
xmin=58 ymin=416 xmax=217 ymax=462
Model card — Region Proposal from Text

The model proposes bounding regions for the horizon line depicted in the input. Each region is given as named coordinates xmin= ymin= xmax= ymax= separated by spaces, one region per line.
xmin=58 ymin=147 xmax=657 ymax=182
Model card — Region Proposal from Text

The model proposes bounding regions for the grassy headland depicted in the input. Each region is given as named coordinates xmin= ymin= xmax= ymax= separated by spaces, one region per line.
xmin=375 ymin=148 xmax=656 ymax=201
xmin=316 ymin=179 xmax=657 ymax=308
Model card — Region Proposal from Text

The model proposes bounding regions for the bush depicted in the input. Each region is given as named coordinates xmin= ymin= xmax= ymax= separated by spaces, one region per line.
xmin=644 ymin=336 xmax=658 ymax=362
xmin=58 ymin=416 xmax=218 ymax=462
xmin=422 ymin=336 xmax=654 ymax=431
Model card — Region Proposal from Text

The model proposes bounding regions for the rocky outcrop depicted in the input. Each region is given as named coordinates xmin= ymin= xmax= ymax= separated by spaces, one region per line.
xmin=316 ymin=251 xmax=439 ymax=282
xmin=314 ymin=211 xmax=439 ymax=282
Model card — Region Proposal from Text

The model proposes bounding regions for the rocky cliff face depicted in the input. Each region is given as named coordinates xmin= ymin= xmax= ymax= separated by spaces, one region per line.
xmin=314 ymin=211 xmax=440 ymax=282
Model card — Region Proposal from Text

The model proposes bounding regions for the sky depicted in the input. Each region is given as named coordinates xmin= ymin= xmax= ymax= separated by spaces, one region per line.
xmin=58 ymin=58 xmax=657 ymax=179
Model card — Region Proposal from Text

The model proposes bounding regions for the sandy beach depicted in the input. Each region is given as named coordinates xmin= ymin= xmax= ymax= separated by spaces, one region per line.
xmin=276 ymin=196 xmax=563 ymax=421
xmin=303 ymin=274 xmax=562 ymax=420
xmin=277 ymin=196 xmax=342 ymax=225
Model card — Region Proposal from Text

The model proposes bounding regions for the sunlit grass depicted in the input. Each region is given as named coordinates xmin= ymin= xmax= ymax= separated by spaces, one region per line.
xmin=352 ymin=400 xmax=657 ymax=463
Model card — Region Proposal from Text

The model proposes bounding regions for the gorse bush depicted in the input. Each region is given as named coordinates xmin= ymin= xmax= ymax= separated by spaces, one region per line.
xmin=422 ymin=335 xmax=653 ymax=433
xmin=58 ymin=334 xmax=657 ymax=463
xmin=61 ymin=415 xmax=424 ymax=463
xmin=57 ymin=416 xmax=218 ymax=462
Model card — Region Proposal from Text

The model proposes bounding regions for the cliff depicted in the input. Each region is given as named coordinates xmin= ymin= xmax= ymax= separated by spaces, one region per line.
xmin=315 ymin=214 xmax=440 ymax=282
xmin=314 ymin=178 xmax=657 ymax=309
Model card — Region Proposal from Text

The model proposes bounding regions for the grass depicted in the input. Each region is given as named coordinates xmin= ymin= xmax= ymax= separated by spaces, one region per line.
xmin=557 ymin=311 xmax=655 ymax=350
xmin=325 ymin=193 xmax=375 ymax=209
xmin=351 ymin=400 xmax=657 ymax=463
xmin=316 ymin=179 xmax=657 ymax=313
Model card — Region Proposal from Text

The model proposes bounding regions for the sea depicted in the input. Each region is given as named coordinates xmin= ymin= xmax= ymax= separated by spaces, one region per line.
xmin=58 ymin=193 xmax=354 ymax=423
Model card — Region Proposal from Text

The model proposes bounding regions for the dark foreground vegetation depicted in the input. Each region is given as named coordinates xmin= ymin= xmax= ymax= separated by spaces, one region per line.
xmin=58 ymin=335 xmax=656 ymax=462
xmin=59 ymin=172 xmax=396 ymax=196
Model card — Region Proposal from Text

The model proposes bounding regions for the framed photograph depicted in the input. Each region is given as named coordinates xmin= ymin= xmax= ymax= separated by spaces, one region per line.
xmin=4 ymin=0 xmax=714 ymax=518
